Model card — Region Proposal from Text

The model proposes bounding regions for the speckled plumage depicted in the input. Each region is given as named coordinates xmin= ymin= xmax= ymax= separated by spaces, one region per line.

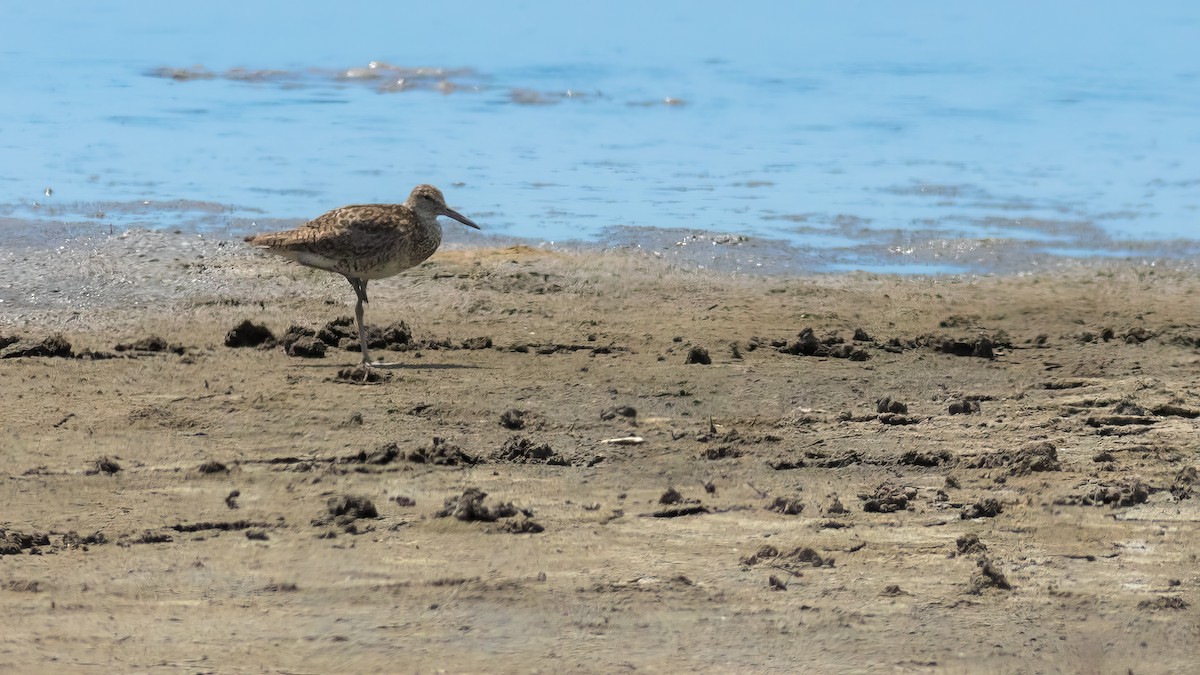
xmin=245 ymin=184 xmax=479 ymax=366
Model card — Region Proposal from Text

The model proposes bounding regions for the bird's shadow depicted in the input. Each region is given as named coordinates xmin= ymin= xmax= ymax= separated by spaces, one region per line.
xmin=371 ymin=362 xmax=480 ymax=371
xmin=288 ymin=361 xmax=481 ymax=371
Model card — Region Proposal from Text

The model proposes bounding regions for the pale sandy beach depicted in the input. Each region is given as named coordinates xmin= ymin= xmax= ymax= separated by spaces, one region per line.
xmin=1 ymin=235 xmax=1198 ymax=673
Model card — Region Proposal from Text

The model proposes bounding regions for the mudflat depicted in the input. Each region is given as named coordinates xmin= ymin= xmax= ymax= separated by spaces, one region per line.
xmin=1 ymin=238 xmax=1197 ymax=673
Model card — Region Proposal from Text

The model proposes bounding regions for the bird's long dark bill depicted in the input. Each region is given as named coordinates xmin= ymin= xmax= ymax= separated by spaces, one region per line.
xmin=442 ymin=207 xmax=480 ymax=229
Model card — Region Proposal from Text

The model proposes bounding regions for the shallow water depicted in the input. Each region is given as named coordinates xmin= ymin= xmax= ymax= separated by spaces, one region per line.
xmin=2 ymin=2 xmax=1198 ymax=274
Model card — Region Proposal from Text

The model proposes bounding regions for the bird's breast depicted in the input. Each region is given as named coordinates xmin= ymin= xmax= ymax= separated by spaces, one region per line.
xmin=356 ymin=224 xmax=442 ymax=279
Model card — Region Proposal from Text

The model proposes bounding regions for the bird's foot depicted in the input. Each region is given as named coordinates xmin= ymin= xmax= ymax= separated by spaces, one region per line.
xmin=336 ymin=362 xmax=388 ymax=384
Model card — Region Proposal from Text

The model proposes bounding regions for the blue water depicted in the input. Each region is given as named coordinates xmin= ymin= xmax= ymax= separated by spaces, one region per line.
xmin=2 ymin=1 xmax=1198 ymax=273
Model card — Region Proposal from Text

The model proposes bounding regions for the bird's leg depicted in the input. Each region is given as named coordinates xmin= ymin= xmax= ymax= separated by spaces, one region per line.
xmin=346 ymin=276 xmax=371 ymax=367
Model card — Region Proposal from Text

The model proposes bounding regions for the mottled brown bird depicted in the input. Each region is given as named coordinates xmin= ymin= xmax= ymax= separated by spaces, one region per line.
xmin=245 ymin=184 xmax=480 ymax=365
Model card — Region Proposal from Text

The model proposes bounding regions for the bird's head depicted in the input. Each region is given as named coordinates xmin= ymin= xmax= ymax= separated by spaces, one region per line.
xmin=406 ymin=184 xmax=480 ymax=229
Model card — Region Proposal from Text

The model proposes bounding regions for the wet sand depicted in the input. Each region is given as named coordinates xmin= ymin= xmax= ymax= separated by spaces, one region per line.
xmin=1 ymin=237 xmax=1198 ymax=673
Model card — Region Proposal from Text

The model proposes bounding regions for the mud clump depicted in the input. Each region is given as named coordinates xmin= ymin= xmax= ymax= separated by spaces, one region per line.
xmin=494 ymin=519 xmax=545 ymax=534
xmin=280 ymin=326 xmax=327 ymax=358
xmin=824 ymin=494 xmax=848 ymax=515
xmin=685 ymin=346 xmax=712 ymax=365
xmin=1055 ymin=478 xmax=1151 ymax=507
xmin=766 ymin=496 xmax=805 ymax=515
xmin=0 ymin=530 xmax=52 ymax=555
xmin=460 ymin=336 xmax=493 ymax=350
xmin=499 ymin=409 xmax=526 ymax=430
xmin=659 ymin=487 xmax=683 ymax=505
xmin=127 ymin=530 xmax=173 ymax=545
xmin=781 ymin=328 xmax=869 ymax=361
xmin=436 ymin=488 xmax=526 ymax=522
xmin=599 ymin=405 xmax=637 ymax=421
xmin=335 ymin=365 xmax=390 ymax=384
xmin=649 ymin=487 xmax=707 ymax=516
xmin=740 ymin=545 xmax=781 ymax=566
xmin=899 ymin=449 xmax=952 ymax=467
xmin=879 ymin=413 xmax=921 ymax=426
xmin=327 ymin=495 xmax=378 ymax=519
xmin=1123 ymin=327 xmax=1155 ymax=344
xmin=948 ymin=399 xmax=981 ymax=415
xmin=495 ymin=436 xmax=567 ymax=465
xmin=61 ymin=531 xmax=107 ymax=549
xmin=876 ymin=397 xmax=908 ymax=414
xmin=316 ymin=316 xmax=356 ymax=347
xmin=1 ymin=334 xmax=73 ymax=359
xmin=197 ymin=460 xmax=228 ymax=474
xmin=860 ymin=483 xmax=917 ymax=513
xmin=968 ymin=557 xmax=1013 ymax=593
xmin=967 ymin=441 xmax=1060 ymax=476
xmin=114 ymin=336 xmax=184 ymax=354
xmin=224 ymin=320 xmax=274 ymax=348
xmin=325 ymin=495 xmax=379 ymax=525
xmin=922 ymin=334 xmax=997 ymax=359
xmin=961 ymin=498 xmax=1003 ymax=519
xmin=278 ymin=324 xmax=314 ymax=346
xmin=87 ymin=456 xmax=122 ymax=475
xmin=1138 ymin=596 xmax=1189 ymax=611
xmin=649 ymin=505 xmax=710 ymax=518
xmin=741 ymin=544 xmax=833 ymax=570
xmin=345 ymin=443 xmax=401 ymax=465
xmin=318 ymin=316 xmax=412 ymax=352
xmin=1170 ymin=466 xmax=1197 ymax=500
xmin=699 ymin=445 xmax=742 ymax=460
xmin=407 ymin=438 xmax=480 ymax=466
xmin=1151 ymin=404 xmax=1200 ymax=419
xmin=956 ymin=534 xmax=988 ymax=554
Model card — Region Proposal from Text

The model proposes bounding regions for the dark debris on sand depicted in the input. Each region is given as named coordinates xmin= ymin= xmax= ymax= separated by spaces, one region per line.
xmin=279 ymin=325 xmax=327 ymax=358
xmin=495 ymin=436 xmax=568 ymax=465
xmin=741 ymin=544 xmax=833 ymax=571
xmin=956 ymin=534 xmax=988 ymax=555
xmin=1054 ymin=477 xmax=1152 ymax=507
xmin=966 ymin=441 xmax=1061 ymax=476
xmin=0 ymin=530 xmax=52 ymax=555
xmin=968 ymin=557 xmax=1013 ymax=593
xmin=196 ymin=460 xmax=228 ymax=474
xmin=436 ymin=488 xmax=530 ymax=523
xmin=961 ymin=498 xmax=1003 ymax=520
xmin=224 ymin=320 xmax=274 ymax=348
xmin=327 ymin=495 xmax=379 ymax=519
xmin=860 ymin=483 xmax=917 ymax=513
xmin=500 ymin=409 xmax=527 ymax=430
xmin=1 ymin=334 xmax=73 ymax=359
xmin=87 ymin=456 xmax=122 ymax=475
xmin=315 ymin=495 xmax=379 ymax=530
xmin=766 ymin=496 xmax=805 ymax=515
xmin=318 ymin=316 xmax=413 ymax=353
xmin=773 ymin=328 xmax=870 ymax=361
xmin=405 ymin=438 xmax=480 ymax=466
xmin=114 ymin=336 xmax=185 ymax=354
xmin=335 ymin=365 xmax=391 ymax=384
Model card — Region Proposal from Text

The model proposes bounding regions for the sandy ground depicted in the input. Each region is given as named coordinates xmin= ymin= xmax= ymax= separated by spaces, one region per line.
xmin=1 ymin=238 xmax=1198 ymax=673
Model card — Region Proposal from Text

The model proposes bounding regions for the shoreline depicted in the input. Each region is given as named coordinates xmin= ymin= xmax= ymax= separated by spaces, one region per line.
xmin=2 ymin=223 xmax=1199 ymax=313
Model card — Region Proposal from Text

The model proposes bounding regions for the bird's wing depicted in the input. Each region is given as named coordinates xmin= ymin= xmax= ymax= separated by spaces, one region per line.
xmin=246 ymin=205 xmax=412 ymax=270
